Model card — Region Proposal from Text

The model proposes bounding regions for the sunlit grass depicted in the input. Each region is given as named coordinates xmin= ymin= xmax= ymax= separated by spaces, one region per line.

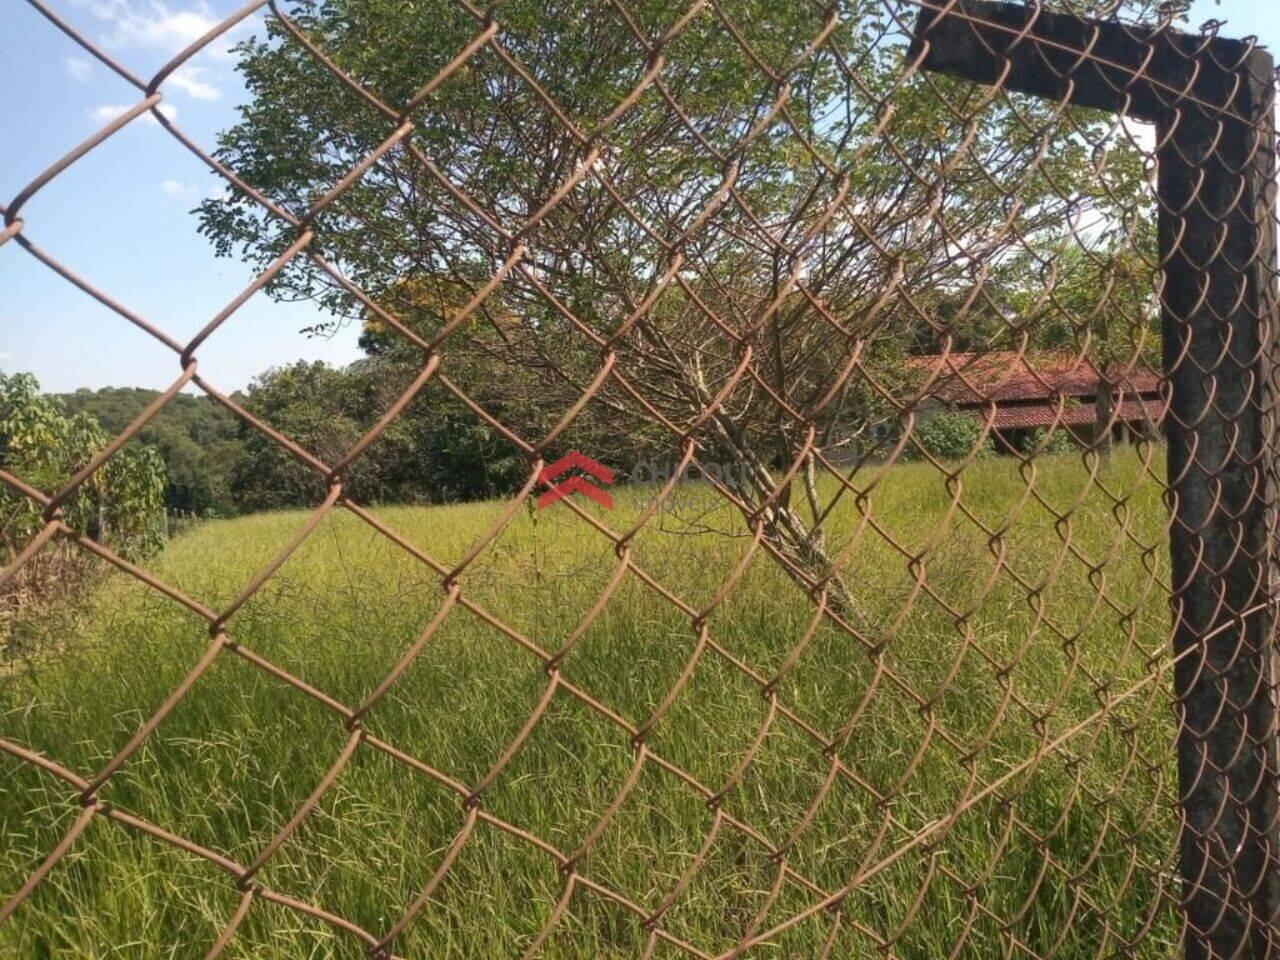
xmin=0 ymin=447 xmax=1180 ymax=958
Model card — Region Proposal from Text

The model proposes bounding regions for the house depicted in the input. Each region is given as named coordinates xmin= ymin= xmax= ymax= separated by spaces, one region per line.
xmin=907 ymin=351 xmax=1166 ymax=452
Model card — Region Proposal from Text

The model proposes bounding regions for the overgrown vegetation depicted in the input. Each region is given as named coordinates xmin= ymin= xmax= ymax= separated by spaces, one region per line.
xmin=0 ymin=450 xmax=1178 ymax=958
xmin=194 ymin=0 xmax=1161 ymax=617
xmin=2 ymin=0 xmax=1179 ymax=946
xmin=58 ymin=362 xmax=539 ymax=515
xmin=61 ymin=387 xmax=241 ymax=517
xmin=1022 ymin=425 xmax=1080 ymax=456
xmin=225 ymin=358 xmax=534 ymax=511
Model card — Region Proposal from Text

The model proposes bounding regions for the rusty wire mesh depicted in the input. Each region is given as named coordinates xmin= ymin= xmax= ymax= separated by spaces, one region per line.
xmin=2 ymin=0 xmax=1279 ymax=956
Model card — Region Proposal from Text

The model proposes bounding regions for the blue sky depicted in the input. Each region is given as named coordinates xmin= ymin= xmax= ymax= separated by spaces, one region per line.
xmin=0 ymin=0 xmax=1274 ymax=393
xmin=0 ymin=0 xmax=364 ymax=394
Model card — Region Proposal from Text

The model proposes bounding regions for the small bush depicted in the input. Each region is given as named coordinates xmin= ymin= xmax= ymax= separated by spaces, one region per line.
xmin=1021 ymin=426 xmax=1078 ymax=456
xmin=912 ymin=411 xmax=993 ymax=460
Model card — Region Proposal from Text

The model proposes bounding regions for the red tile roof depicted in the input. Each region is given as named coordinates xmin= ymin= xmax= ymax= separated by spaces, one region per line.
xmin=969 ymin=398 xmax=1168 ymax=431
xmin=908 ymin=352 xmax=1161 ymax=405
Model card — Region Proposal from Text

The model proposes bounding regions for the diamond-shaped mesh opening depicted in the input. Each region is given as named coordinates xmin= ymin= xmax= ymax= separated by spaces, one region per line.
xmin=104 ymin=647 xmax=351 ymax=854
xmin=247 ymin=742 xmax=463 ymax=918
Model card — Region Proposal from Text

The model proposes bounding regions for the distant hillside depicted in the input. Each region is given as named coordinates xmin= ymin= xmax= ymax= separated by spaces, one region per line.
xmin=60 ymin=387 xmax=243 ymax=515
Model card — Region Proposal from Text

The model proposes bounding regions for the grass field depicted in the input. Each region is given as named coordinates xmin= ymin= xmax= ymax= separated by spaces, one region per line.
xmin=0 ymin=448 xmax=1182 ymax=958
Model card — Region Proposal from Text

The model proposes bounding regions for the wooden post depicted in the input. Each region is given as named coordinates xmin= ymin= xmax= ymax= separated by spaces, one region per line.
xmin=910 ymin=3 xmax=1279 ymax=955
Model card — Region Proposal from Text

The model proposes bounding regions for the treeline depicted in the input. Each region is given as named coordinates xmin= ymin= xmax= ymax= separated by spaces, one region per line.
xmin=57 ymin=357 xmax=569 ymax=516
xmin=214 ymin=358 xmax=537 ymax=512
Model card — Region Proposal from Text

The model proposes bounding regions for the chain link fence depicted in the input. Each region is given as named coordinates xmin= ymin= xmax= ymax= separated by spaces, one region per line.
xmin=2 ymin=0 xmax=1279 ymax=956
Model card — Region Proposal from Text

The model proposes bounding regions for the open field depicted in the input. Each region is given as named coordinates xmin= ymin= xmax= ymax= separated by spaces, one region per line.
xmin=0 ymin=449 xmax=1181 ymax=958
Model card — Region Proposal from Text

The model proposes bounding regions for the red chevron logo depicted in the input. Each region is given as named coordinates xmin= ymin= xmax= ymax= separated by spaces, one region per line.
xmin=537 ymin=451 xmax=613 ymax=510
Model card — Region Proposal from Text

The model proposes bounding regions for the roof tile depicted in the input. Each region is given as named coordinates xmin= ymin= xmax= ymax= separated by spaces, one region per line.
xmin=907 ymin=352 xmax=1161 ymax=404
xmin=961 ymin=397 xmax=1169 ymax=431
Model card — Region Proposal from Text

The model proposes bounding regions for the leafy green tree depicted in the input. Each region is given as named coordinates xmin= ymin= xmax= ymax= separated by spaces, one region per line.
xmin=199 ymin=0 xmax=1161 ymax=611
xmin=229 ymin=358 xmax=533 ymax=509
xmin=0 ymin=373 xmax=166 ymax=562
xmin=229 ymin=361 xmax=371 ymax=511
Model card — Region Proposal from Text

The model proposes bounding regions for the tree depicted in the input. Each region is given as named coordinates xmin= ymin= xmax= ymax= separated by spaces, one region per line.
xmin=229 ymin=361 xmax=373 ymax=511
xmin=0 ymin=373 xmax=166 ymax=563
xmin=229 ymin=357 xmax=536 ymax=509
xmin=199 ymin=0 xmax=1160 ymax=614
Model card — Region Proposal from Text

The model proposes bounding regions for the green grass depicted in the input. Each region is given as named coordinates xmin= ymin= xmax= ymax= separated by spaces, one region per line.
xmin=0 ymin=448 xmax=1181 ymax=958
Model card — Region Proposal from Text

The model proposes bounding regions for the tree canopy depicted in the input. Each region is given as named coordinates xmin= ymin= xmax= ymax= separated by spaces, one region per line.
xmin=196 ymin=0 xmax=1165 ymax=608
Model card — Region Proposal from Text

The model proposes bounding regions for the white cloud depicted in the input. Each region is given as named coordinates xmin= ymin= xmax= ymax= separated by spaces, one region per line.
xmin=68 ymin=0 xmax=247 ymax=110
xmin=138 ymin=8 xmax=219 ymax=48
xmin=74 ymin=0 xmax=219 ymax=51
xmin=90 ymin=104 xmax=130 ymax=122
xmin=90 ymin=102 xmax=179 ymax=125
xmin=159 ymin=178 xmax=204 ymax=199
xmin=203 ymin=183 xmax=232 ymax=202
xmin=72 ymin=0 xmax=260 ymax=58
xmin=65 ymin=56 xmax=92 ymax=81
xmin=167 ymin=65 xmax=220 ymax=100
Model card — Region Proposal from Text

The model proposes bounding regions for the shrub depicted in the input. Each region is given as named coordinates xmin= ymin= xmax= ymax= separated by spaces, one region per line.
xmin=912 ymin=411 xmax=993 ymax=460
xmin=1020 ymin=426 xmax=1078 ymax=456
